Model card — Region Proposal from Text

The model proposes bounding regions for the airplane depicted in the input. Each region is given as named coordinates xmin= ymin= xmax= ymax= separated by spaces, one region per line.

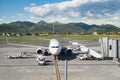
xmin=35 ymin=38 xmax=73 ymax=65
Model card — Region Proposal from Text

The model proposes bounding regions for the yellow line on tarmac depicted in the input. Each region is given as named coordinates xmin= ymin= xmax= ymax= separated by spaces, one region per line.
xmin=54 ymin=55 xmax=61 ymax=80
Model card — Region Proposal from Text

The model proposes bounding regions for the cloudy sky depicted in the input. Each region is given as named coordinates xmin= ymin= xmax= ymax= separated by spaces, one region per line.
xmin=0 ymin=0 xmax=120 ymax=27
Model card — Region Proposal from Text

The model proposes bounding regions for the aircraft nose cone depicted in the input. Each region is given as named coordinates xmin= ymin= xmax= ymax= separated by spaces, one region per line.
xmin=50 ymin=49 xmax=60 ymax=55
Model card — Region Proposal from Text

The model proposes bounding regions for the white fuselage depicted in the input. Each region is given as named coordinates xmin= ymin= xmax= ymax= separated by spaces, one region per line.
xmin=48 ymin=38 xmax=62 ymax=55
xmin=36 ymin=38 xmax=62 ymax=65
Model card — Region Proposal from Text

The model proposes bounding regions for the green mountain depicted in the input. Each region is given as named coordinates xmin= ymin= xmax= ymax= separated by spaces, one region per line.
xmin=0 ymin=21 xmax=119 ymax=33
xmin=0 ymin=21 xmax=35 ymax=33
xmin=29 ymin=21 xmax=52 ymax=33
xmin=30 ymin=21 xmax=119 ymax=33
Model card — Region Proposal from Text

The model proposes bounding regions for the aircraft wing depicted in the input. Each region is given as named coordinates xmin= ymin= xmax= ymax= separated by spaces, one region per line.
xmin=6 ymin=37 xmax=48 ymax=48
xmin=8 ymin=43 xmax=47 ymax=48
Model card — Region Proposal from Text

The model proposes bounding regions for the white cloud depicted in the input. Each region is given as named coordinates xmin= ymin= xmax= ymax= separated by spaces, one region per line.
xmin=3 ymin=16 xmax=6 ymax=19
xmin=24 ymin=0 xmax=106 ymax=17
xmin=11 ymin=16 xmax=16 ymax=18
xmin=67 ymin=11 xmax=80 ymax=17
xmin=30 ymin=16 xmax=37 ymax=19
xmin=0 ymin=16 xmax=6 ymax=22
xmin=0 ymin=18 xmax=4 ymax=22
xmin=81 ymin=13 xmax=120 ymax=27
xmin=30 ymin=3 xmax=36 ymax=6
xmin=45 ymin=16 xmax=70 ymax=23
xmin=17 ymin=13 xmax=24 ymax=17
xmin=72 ymin=0 xmax=103 ymax=3
xmin=24 ymin=0 xmax=120 ymax=27
xmin=86 ymin=11 xmax=94 ymax=17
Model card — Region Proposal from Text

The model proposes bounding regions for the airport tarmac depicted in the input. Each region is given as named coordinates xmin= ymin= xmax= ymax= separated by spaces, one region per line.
xmin=0 ymin=43 xmax=120 ymax=80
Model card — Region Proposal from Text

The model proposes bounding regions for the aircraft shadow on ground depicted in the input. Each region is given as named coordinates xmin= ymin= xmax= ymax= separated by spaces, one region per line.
xmin=58 ymin=53 xmax=80 ymax=61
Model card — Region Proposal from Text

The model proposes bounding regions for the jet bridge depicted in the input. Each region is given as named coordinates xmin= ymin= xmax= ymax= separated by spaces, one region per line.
xmin=99 ymin=37 xmax=120 ymax=61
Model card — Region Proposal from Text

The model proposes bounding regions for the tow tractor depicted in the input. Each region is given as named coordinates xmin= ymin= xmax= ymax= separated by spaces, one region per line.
xmin=36 ymin=55 xmax=46 ymax=65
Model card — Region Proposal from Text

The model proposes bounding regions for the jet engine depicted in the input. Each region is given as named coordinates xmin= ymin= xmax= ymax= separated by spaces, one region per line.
xmin=61 ymin=46 xmax=72 ymax=55
xmin=36 ymin=48 xmax=43 ymax=54
xmin=66 ymin=49 xmax=72 ymax=53
xmin=66 ymin=46 xmax=72 ymax=53
xmin=36 ymin=48 xmax=48 ymax=55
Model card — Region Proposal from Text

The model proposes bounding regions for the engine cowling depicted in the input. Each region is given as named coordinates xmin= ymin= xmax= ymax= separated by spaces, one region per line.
xmin=37 ymin=49 xmax=43 ymax=54
xmin=66 ymin=46 xmax=72 ymax=54
xmin=67 ymin=49 xmax=72 ymax=53
xmin=36 ymin=48 xmax=45 ymax=55
xmin=61 ymin=47 xmax=72 ymax=55
xmin=36 ymin=48 xmax=49 ymax=55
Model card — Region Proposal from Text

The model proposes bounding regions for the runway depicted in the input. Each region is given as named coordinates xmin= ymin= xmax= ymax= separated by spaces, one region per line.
xmin=0 ymin=43 xmax=120 ymax=80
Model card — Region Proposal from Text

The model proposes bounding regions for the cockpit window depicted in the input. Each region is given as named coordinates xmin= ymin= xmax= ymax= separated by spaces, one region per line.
xmin=51 ymin=46 xmax=59 ymax=48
